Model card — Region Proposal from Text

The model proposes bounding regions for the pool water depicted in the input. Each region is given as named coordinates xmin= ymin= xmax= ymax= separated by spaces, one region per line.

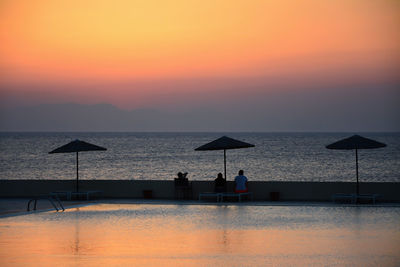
xmin=0 ymin=203 xmax=399 ymax=266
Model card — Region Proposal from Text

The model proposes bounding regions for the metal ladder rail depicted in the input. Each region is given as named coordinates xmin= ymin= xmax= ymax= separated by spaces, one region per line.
xmin=53 ymin=195 xmax=65 ymax=211
xmin=27 ymin=195 xmax=65 ymax=212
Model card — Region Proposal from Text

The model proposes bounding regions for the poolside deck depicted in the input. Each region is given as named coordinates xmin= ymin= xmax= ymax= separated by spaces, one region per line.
xmin=0 ymin=198 xmax=90 ymax=217
xmin=1 ymin=198 xmax=399 ymax=218
xmin=1 ymin=180 xmax=400 ymax=203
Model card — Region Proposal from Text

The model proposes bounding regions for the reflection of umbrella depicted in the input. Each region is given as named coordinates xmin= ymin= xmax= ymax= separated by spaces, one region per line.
xmin=326 ymin=135 xmax=386 ymax=195
xmin=49 ymin=139 xmax=107 ymax=192
xmin=195 ymin=136 xmax=255 ymax=180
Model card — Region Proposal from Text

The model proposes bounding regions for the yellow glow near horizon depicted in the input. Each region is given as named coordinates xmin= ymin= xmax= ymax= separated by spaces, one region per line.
xmin=1 ymin=0 xmax=399 ymax=83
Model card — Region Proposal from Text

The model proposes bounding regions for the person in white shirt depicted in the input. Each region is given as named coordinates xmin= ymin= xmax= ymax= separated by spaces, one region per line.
xmin=234 ymin=170 xmax=248 ymax=193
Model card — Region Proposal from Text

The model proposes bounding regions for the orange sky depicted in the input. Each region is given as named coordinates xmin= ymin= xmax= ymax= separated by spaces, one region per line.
xmin=1 ymin=0 xmax=399 ymax=79
xmin=0 ymin=0 xmax=399 ymax=112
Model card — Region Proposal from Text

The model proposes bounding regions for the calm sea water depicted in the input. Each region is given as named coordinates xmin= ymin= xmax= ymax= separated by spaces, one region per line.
xmin=0 ymin=132 xmax=399 ymax=182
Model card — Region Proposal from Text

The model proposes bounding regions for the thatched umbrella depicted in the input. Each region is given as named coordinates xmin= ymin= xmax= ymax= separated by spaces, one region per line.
xmin=195 ymin=136 xmax=255 ymax=180
xmin=49 ymin=139 xmax=107 ymax=192
xmin=326 ymin=134 xmax=386 ymax=195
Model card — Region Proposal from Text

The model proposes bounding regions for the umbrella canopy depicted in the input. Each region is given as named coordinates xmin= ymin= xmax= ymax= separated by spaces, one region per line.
xmin=326 ymin=135 xmax=386 ymax=150
xmin=326 ymin=134 xmax=386 ymax=195
xmin=195 ymin=136 xmax=255 ymax=180
xmin=49 ymin=139 xmax=107 ymax=192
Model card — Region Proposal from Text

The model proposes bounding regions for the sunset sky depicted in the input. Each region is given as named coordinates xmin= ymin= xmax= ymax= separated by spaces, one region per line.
xmin=0 ymin=0 xmax=399 ymax=131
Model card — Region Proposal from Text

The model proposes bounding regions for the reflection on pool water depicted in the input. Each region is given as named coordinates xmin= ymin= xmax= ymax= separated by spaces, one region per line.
xmin=0 ymin=204 xmax=399 ymax=266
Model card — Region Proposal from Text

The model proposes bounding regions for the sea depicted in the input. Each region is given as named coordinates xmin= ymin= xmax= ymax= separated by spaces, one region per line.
xmin=0 ymin=132 xmax=399 ymax=182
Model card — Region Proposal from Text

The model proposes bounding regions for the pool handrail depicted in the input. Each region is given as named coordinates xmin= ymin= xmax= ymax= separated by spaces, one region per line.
xmin=27 ymin=195 xmax=65 ymax=212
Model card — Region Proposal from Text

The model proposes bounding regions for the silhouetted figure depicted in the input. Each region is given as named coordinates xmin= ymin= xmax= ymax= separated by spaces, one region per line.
xmin=214 ymin=172 xmax=226 ymax=192
xmin=174 ymin=172 xmax=191 ymax=199
xmin=175 ymin=172 xmax=188 ymax=186
xmin=234 ymin=170 xmax=248 ymax=193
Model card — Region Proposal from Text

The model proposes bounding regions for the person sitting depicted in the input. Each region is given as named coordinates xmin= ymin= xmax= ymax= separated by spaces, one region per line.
xmin=234 ymin=170 xmax=248 ymax=193
xmin=174 ymin=172 xmax=190 ymax=199
xmin=214 ymin=172 xmax=226 ymax=192
xmin=175 ymin=172 xmax=189 ymax=186
xmin=177 ymin=172 xmax=187 ymax=180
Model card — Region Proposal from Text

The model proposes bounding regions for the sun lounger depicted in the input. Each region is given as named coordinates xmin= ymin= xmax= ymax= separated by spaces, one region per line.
xmin=332 ymin=193 xmax=356 ymax=204
xmin=356 ymin=194 xmax=382 ymax=204
xmin=221 ymin=192 xmax=253 ymax=202
xmin=174 ymin=178 xmax=192 ymax=199
xmin=199 ymin=192 xmax=223 ymax=202
xmin=198 ymin=192 xmax=253 ymax=202
xmin=332 ymin=193 xmax=382 ymax=204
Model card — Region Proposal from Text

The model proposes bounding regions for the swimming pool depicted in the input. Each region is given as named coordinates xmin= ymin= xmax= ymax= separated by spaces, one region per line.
xmin=0 ymin=203 xmax=399 ymax=266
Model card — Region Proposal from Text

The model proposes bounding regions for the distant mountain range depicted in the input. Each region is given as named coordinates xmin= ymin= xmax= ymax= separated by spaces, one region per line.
xmin=0 ymin=100 xmax=399 ymax=132
xmin=0 ymin=103 xmax=239 ymax=131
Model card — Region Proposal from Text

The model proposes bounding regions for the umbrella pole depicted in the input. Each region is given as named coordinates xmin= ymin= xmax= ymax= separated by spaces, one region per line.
xmin=356 ymin=148 xmax=359 ymax=196
xmin=76 ymin=152 xmax=79 ymax=192
xmin=224 ymin=149 xmax=226 ymax=181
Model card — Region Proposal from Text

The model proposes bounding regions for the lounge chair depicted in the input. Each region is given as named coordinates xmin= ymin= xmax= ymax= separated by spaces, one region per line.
xmin=174 ymin=178 xmax=192 ymax=199
xmin=199 ymin=192 xmax=223 ymax=202
xmin=332 ymin=193 xmax=382 ymax=204
xmin=332 ymin=193 xmax=356 ymax=204
xmin=221 ymin=192 xmax=253 ymax=202
xmin=356 ymin=194 xmax=382 ymax=204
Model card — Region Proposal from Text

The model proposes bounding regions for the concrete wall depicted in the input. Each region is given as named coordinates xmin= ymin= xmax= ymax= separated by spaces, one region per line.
xmin=1 ymin=180 xmax=399 ymax=202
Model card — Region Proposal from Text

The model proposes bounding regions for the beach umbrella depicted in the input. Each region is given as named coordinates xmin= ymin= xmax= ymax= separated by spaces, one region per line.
xmin=195 ymin=136 xmax=255 ymax=180
xmin=49 ymin=139 xmax=107 ymax=192
xmin=326 ymin=134 xmax=386 ymax=195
